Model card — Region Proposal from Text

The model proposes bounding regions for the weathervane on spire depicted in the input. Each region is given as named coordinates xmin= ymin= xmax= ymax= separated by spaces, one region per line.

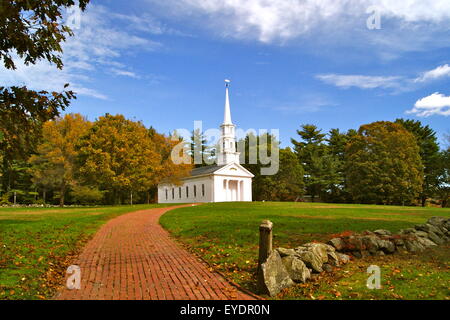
xmin=225 ymin=79 xmax=231 ymax=88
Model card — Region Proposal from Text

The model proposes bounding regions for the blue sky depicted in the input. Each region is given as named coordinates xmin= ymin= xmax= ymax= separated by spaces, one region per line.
xmin=1 ymin=0 xmax=450 ymax=148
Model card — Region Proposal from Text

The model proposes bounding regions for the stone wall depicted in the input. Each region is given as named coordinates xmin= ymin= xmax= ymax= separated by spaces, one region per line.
xmin=257 ymin=216 xmax=450 ymax=297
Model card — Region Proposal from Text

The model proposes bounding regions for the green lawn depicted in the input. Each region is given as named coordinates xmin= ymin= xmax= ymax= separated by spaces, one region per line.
xmin=160 ymin=202 xmax=450 ymax=300
xmin=0 ymin=204 xmax=171 ymax=300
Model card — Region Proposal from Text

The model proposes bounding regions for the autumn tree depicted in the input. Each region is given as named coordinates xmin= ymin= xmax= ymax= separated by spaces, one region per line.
xmin=147 ymin=128 xmax=192 ymax=202
xmin=345 ymin=121 xmax=423 ymax=205
xmin=78 ymin=114 xmax=163 ymax=204
xmin=0 ymin=0 xmax=90 ymax=193
xmin=29 ymin=113 xmax=92 ymax=206
xmin=395 ymin=119 xmax=441 ymax=206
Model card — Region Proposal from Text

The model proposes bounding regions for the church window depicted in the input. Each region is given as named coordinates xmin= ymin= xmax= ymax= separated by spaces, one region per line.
xmin=165 ymin=189 xmax=168 ymax=200
xmin=186 ymin=186 xmax=189 ymax=198
xmin=172 ymin=188 xmax=175 ymax=199
xmin=194 ymin=185 xmax=197 ymax=198
xmin=179 ymin=187 xmax=181 ymax=199
xmin=202 ymin=184 xmax=205 ymax=197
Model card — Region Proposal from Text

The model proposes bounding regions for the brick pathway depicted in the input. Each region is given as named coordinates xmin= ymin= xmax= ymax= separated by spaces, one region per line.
xmin=55 ymin=205 xmax=255 ymax=300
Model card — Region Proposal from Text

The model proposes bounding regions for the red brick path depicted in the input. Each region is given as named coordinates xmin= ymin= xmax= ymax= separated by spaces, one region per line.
xmin=55 ymin=205 xmax=255 ymax=300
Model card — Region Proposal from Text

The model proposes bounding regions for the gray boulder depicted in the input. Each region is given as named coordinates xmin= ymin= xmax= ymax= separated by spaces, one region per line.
xmin=377 ymin=239 xmax=396 ymax=254
xmin=276 ymin=247 xmax=296 ymax=257
xmin=258 ymin=251 xmax=294 ymax=296
xmin=416 ymin=236 xmax=437 ymax=248
xmin=444 ymin=220 xmax=450 ymax=230
xmin=281 ymin=255 xmax=311 ymax=283
xmin=360 ymin=235 xmax=380 ymax=253
xmin=413 ymin=230 xmax=430 ymax=238
xmin=427 ymin=231 xmax=444 ymax=245
xmin=327 ymin=251 xmax=340 ymax=266
xmin=374 ymin=229 xmax=392 ymax=236
xmin=300 ymin=243 xmax=330 ymax=263
xmin=346 ymin=236 xmax=364 ymax=251
xmin=416 ymin=224 xmax=444 ymax=237
xmin=404 ymin=239 xmax=425 ymax=252
xmin=427 ymin=217 xmax=448 ymax=232
xmin=399 ymin=228 xmax=415 ymax=235
xmin=295 ymin=250 xmax=324 ymax=273
xmin=336 ymin=253 xmax=350 ymax=264
xmin=328 ymin=238 xmax=345 ymax=251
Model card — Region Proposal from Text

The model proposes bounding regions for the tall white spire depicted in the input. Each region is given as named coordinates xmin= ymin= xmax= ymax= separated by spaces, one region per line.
xmin=223 ymin=79 xmax=232 ymax=125
xmin=217 ymin=79 xmax=240 ymax=166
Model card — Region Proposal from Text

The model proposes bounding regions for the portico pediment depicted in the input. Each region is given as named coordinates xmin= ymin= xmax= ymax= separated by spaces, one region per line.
xmin=214 ymin=163 xmax=254 ymax=178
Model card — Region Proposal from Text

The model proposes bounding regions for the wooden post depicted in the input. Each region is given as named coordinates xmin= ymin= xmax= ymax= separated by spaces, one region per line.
xmin=257 ymin=220 xmax=273 ymax=275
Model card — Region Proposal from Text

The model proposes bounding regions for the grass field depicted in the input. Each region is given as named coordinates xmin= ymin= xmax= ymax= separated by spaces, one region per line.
xmin=0 ymin=204 xmax=170 ymax=300
xmin=160 ymin=202 xmax=450 ymax=300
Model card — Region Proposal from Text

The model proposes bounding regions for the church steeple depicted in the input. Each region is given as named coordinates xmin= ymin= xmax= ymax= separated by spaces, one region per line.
xmin=217 ymin=79 xmax=240 ymax=166
xmin=223 ymin=80 xmax=232 ymax=125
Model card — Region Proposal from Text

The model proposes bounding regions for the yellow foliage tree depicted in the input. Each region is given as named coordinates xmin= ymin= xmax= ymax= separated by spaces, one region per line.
xmin=78 ymin=115 xmax=192 ymax=204
xmin=29 ymin=113 xmax=92 ymax=206
xmin=148 ymin=129 xmax=192 ymax=200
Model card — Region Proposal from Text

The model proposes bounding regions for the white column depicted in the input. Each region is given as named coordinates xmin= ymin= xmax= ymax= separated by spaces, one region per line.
xmin=225 ymin=179 xmax=229 ymax=202
xmin=237 ymin=180 xmax=241 ymax=201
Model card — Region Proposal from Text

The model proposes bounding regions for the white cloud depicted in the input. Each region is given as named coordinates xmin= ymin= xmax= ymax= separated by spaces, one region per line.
xmin=317 ymin=64 xmax=450 ymax=93
xmin=316 ymin=74 xmax=401 ymax=89
xmin=414 ymin=64 xmax=450 ymax=83
xmin=110 ymin=68 xmax=141 ymax=79
xmin=157 ymin=0 xmax=357 ymax=43
xmin=375 ymin=0 xmax=450 ymax=22
xmin=111 ymin=11 xmax=188 ymax=36
xmin=0 ymin=5 xmax=162 ymax=99
xmin=149 ymin=0 xmax=450 ymax=45
xmin=407 ymin=92 xmax=450 ymax=117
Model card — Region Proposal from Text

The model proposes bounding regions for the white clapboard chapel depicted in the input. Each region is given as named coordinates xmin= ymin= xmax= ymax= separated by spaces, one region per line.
xmin=157 ymin=80 xmax=254 ymax=203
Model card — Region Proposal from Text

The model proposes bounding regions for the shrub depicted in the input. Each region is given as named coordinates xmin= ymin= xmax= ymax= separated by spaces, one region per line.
xmin=69 ymin=185 xmax=104 ymax=205
xmin=0 ymin=193 xmax=11 ymax=205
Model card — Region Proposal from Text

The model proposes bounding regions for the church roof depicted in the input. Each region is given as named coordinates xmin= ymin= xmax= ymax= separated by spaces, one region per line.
xmin=190 ymin=165 xmax=226 ymax=177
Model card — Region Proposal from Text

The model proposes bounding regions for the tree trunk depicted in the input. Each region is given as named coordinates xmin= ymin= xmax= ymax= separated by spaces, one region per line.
xmin=421 ymin=196 xmax=426 ymax=207
xmin=59 ymin=185 xmax=65 ymax=207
